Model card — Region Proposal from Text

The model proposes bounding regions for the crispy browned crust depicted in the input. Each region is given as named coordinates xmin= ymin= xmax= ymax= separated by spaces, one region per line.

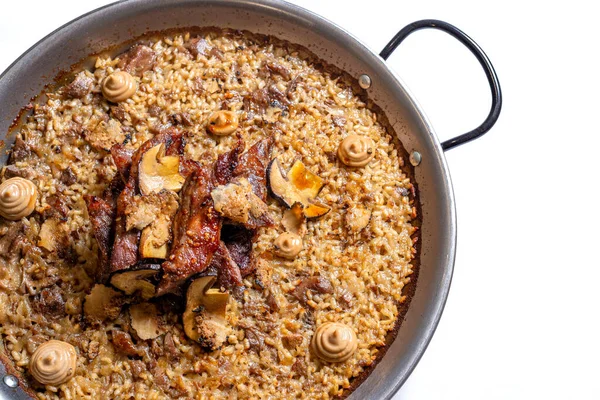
xmin=1 ymin=26 xmax=421 ymax=399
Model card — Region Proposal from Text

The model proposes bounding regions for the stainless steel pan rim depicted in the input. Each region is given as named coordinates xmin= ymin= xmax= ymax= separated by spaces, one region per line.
xmin=0 ymin=1 xmax=501 ymax=399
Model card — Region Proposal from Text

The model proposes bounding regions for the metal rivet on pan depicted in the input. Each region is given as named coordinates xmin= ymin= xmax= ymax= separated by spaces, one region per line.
xmin=409 ymin=151 xmax=422 ymax=166
xmin=3 ymin=375 xmax=18 ymax=388
xmin=358 ymin=74 xmax=371 ymax=89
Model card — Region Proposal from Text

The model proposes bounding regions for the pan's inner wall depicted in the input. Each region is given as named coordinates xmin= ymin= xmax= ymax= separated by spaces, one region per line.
xmin=0 ymin=1 xmax=455 ymax=399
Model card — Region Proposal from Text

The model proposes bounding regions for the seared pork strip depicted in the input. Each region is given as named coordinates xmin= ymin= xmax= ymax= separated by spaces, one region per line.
xmin=84 ymin=192 xmax=116 ymax=282
xmin=204 ymin=241 xmax=243 ymax=290
xmin=232 ymin=137 xmax=273 ymax=202
xmin=221 ymin=224 xmax=255 ymax=277
xmin=214 ymin=136 xmax=245 ymax=185
xmin=157 ymin=167 xmax=221 ymax=295
xmin=110 ymin=185 xmax=140 ymax=273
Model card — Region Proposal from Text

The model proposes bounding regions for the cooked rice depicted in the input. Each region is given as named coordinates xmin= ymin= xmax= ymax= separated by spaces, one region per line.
xmin=0 ymin=30 xmax=417 ymax=399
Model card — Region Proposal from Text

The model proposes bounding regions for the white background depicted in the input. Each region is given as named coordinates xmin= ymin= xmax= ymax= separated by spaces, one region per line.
xmin=1 ymin=1 xmax=599 ymax=399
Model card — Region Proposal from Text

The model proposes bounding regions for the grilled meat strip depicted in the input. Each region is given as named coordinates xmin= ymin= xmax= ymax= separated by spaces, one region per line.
xmin=157 ymin=166 xmax=221 ymax=295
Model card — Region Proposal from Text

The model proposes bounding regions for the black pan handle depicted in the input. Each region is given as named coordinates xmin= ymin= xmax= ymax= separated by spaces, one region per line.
xmin=380 ymin=19 xmax=502 ymax=151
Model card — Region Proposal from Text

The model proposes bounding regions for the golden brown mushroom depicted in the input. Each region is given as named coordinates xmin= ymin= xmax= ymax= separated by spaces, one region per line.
xmin=207 ymin=110 xmax=239 ymax=135
xmin=267 ymin=158 xmax=330 ymax=220
xmin=124 ymin=190 xmax=179 ymax=259
xmin=138 ymin=143 xmax=185 ymax=195
xmin=0 ymin=177 xmax=37 ymax=220
xmin=183 ymin=276 xmax=230 ymax=351
xmin=130 ymin=303 xmax=162 ymax=340
xmin=29 ymin=340 xmax=77 ymax=386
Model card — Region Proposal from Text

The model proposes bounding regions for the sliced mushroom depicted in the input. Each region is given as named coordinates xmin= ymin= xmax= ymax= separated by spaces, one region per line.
xmin=281 ymin=202 xmax=306 ymax=236
xmin=139 ymin=220 xmax=169 ymax=259
xmin=109 ymin=264 xmax=161 ymax=300
xmin=125 ymin=190 xmax=179 ymax=259
xmin=83 ymin=284 xmax=124 ymax=325
xmin=288 ymin=160 xmax=325 ymax=199
xmin=303 ymin=203 xmax=331 ymax=219
xmin=38 ymin=218 xmax=68 ymax=253
xmin=130 ymin=302 xmax=162 ymax=340
xmin=183 ymin=276 xmax=230 ymax=351
xmin=267 ymin=157 xmax=330 ymax=219
xmin=139 ymin=143 xmax=185 ymax=195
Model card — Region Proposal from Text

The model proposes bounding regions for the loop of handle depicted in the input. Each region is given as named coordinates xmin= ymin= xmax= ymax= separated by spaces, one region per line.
xmin=380 ymin=19 xmax=502 ymax=151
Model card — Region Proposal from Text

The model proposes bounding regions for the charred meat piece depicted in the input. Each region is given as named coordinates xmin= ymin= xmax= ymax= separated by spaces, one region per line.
xmin=157 ymin=167 xmax=221 ymax=295
xmin=60 ymin=167 xmax=77 ymax=185
xmin=243 ymin=86 xmax=290 ymax=118
xmin=214 ymin=136 xmax=244 ymax=185
xmin=244 ymin=327 xmax=268 ymax=353
xmin=185 ymin=37 xmax=211 ymax=57
xmin=84 ymin=193 xmax=116 ymax=282
xmin=163 ymin=332 xmax=179 ymax=361
xmin=3 ymin=165 xmax=36 ymax=180
xmin=259 ymin=61 xmax=292 ymax=80
xmin=33 ymin=287 xmax=65 ymax=318
xmin=292 ymin=276 xmax=333 ymax=306
xmin=40 ymin=193 xmax=69 ymax=221
xmin=204 ymin=241 xmax=243 ymax=290
xmin=0 ymin=222 xmax=24 ymax=256
xmin=148 ymin=104 xmax=162 ymax=117
xmin=233 ymin=137 xmax=273 ymax=202
xmin=267 ymin=84 xmax=290 ymax=109
xmin=118 ymin=44 xmax=156 ymax=77
xmin=9 ymin=136 xmax=33 ymax=163
xmin=170 ymin=112 xmax=193 ymax=127
xmin=110 ymin=185 xmax=141 ymax=273
xmin=208 ymin=47 xmax=224 ymax=61
xmin=63 ymin=72 xmax=94 ymax=99
xmin=110 ymin=144 xmax=134 ymax=184
xmin=286 ymin=74 xmax=303 ymax=98
xmin=110 ymin=105 xmax=128 ymax=122
xmin=243 ymin=88 xmax=270 ymax=117
xmin=111 ymin=330 xmax=140 ymax=357
xmin=221 ymin=224 xmax=254 ymax=277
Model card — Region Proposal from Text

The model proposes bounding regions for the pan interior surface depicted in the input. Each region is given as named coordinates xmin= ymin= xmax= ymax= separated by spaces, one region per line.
xmin=0 ymin=1 xmax=455 ymax=399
